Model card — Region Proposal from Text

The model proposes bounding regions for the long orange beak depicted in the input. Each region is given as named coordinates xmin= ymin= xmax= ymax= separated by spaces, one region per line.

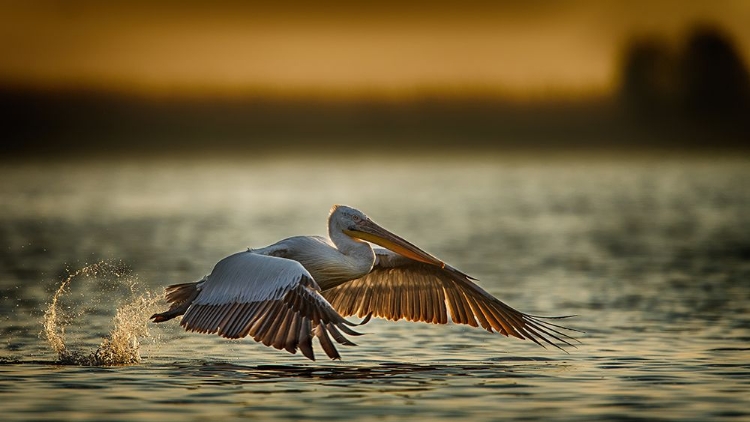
xmin=344 ymin=219 xmax=445 ymax=268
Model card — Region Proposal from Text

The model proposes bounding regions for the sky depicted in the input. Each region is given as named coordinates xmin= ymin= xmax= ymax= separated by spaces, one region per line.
xmin=1 ymin=0 xmax=749 ymax=99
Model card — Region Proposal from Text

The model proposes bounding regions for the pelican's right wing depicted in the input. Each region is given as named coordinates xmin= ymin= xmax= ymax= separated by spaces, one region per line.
xmin=180 ymin=251 xmax=359 ymax=360
xmin=322 ymin=249 xmax=578 ymax=351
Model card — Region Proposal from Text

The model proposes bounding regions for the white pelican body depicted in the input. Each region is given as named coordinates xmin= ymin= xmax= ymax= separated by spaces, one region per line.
xmin=152 ymin=205 xmax=577 ymax=360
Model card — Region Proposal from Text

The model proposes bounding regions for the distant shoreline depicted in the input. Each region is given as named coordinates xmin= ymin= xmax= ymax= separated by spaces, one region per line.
xmin=2 ymin=86 xmax=747 ymax=160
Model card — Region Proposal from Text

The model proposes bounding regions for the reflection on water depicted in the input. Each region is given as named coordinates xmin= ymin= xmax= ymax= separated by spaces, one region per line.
xmin=1 ymin=152 xmax=749 ymax=420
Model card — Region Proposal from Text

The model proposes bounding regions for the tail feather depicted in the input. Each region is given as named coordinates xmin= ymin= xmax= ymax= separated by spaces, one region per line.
xmin=151 ymin=281 xmax=200 ymax=323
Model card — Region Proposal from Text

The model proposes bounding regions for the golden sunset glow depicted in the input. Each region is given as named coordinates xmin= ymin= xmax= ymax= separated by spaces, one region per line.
xmin=2 ymin=0 xmax=749 ymax=98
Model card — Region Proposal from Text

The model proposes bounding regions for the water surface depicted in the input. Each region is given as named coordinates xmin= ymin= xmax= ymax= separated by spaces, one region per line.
xmin=1 ymin=153 xmax=749 ymax=420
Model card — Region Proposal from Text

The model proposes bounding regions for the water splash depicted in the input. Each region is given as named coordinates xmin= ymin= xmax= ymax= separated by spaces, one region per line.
xmin=42 ymin=261 xmax=162 ymax=366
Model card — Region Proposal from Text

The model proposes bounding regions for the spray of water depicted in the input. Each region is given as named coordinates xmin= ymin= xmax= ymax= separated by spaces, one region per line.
xmin=42 ymin=261 xmax=162 ymax=366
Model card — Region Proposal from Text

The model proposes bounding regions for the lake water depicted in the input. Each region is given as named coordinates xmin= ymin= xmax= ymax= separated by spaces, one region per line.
xmin=1 ymin=152 xmax=749 ymax=421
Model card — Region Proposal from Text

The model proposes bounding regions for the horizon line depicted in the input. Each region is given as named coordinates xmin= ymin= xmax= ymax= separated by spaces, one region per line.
xmin=0 ymin=81 xmax=614 ymax=103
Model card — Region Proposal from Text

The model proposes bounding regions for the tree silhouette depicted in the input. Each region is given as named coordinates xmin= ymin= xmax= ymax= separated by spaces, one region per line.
xmin=679 ymin=25 xmax=749 ymax=117
xmin=618 ymin=24 xmax=749 ymax=144
xmin=619 ymin=37 xmax=676 ymax=118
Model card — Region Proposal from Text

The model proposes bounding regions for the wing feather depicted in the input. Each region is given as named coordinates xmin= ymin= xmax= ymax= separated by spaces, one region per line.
xmin=466 ymin=295 xmax=491 ymax=332
xmin=283 ymin=312 xmax=300 ymax=353
xmin=322 ymin=249 xmax=578 ymax=351
xmin=298 ymin=316 xmax=314 ymax=360
xmin=259 ymin=303 xmax=284 ymax=342
xmin=246 ymin=300 xmax=273 ymax=338
xmin=180 ymin=251 xmax=358 ymax=360
xmin=272 ymin=308 xmax=292 ymax=350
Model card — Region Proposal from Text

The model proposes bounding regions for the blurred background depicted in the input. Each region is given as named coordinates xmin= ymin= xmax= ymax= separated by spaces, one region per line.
xmin=2 ymin=3 xmax=750 ymax=420
xmin=1 ymin=0 xmax=748 ymax=158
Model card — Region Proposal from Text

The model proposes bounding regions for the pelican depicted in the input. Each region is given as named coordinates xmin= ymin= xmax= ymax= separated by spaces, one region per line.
xmin=151 ymin=205 xmax=578 ymax=360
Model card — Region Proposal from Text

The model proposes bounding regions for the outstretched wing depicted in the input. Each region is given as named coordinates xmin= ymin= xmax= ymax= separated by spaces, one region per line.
xmin=180 ymin=251 xmax=360 ymax=360
xmin=321 ymin=249 xmax=578 ymax=350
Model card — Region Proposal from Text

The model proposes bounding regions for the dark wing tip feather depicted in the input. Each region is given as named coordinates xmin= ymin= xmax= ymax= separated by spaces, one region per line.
xmin=314 ymin=324 xmax=341 ymax=360
xmin=521 ymin=314 xmax=582 ymax=353
xmin=357 ymin=312 xmax=373 ymax=325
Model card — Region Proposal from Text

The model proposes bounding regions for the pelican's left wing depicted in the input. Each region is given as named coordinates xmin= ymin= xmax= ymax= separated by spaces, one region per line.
xmin=180 ymin=251 xmax=360 ymax=360
xmin=322 ymin=249 xmax=578 ymax=351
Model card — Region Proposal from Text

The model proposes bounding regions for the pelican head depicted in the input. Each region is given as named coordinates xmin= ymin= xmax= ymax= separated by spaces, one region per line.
xmin=330 ymin=205 xmax=444 ymax=267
